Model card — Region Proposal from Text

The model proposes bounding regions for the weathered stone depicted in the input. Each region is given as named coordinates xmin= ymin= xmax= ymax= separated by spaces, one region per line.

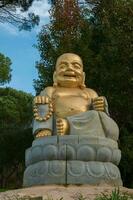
xmin=32 ymin=136 xmax=58 ymax=146
xmin=25 ymin=148 xmax=32 ymax=167
xmin=58 ymin=135 xmax=79 ymax=145
xmin=67 ymin=161 xmax=122 ymax=186
xmin=25 ymin=136 xmax=121 ymax=167
xmin=78 ymin=135 xmax=118 ymax=148
xmin=23 ymin=160 xmax=66 ymax=187
xmin=24 ymin=160 xmax=122 ymax=186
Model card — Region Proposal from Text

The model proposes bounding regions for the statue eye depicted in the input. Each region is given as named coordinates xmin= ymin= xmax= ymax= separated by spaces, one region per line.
xmin=73 ymin=64 xmax=81 ymax=69
xmin=59 ymin=64 xmax=66 ymax=70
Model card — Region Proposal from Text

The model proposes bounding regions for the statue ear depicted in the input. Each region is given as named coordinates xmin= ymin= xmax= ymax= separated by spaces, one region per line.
xmin=53 ymin=71 xmax=58 ymax=87
xmin=80 ymin=72 xmax=86 ymax=89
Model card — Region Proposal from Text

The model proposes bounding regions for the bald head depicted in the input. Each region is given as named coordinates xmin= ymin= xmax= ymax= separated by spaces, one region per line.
xmin=54 ymin=53 xmax=85 ymax=88
xmin=56 ymin=53 xmax=83 ymax=70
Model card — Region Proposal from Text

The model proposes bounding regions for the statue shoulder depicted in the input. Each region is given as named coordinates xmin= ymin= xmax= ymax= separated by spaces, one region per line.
xmin=40 ymin=86 xmax=55 ymax=98
xmin=84 ymin=88 xmax=98 ymax=99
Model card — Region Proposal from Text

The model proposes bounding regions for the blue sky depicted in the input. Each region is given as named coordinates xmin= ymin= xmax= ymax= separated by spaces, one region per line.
xmin=0 ymin=0 xmax=50 ymax=95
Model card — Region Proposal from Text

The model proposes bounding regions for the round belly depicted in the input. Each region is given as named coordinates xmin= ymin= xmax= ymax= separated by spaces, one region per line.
xmin=54 ymin=96 xmax=89 ymax=118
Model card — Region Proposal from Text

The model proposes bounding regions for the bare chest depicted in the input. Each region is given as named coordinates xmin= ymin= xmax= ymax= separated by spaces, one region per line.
xmin=52 ymin=88 xmax=92 ymax=118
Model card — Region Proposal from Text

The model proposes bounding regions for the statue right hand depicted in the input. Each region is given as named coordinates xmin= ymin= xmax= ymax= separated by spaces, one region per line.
xmin=34 ymin=96 xmax=49 ymax=105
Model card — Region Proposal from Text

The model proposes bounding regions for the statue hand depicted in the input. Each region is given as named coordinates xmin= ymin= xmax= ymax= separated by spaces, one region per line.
xmin=92 ymin=96 xmax=105 ymax=112
xmin=35 ymin=129 xmax=52 ymax=138
xmin=56 ymin=118 xmax=69 ymax=136
xmin=34 ymin=96 xmax=49 ymax=105
xmin=33 ymin=96 xmax=53 ymax=121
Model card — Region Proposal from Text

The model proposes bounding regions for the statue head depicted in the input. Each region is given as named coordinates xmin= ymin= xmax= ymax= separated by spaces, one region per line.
xmin=53 ymin=53 xmax=86 ymax=88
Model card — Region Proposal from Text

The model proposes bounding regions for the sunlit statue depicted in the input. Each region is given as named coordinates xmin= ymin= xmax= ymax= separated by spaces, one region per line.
xmin=33 ymin=53 xmax=118 ymax=141
xmin=23 ymin=53 xmax=122 ymax=187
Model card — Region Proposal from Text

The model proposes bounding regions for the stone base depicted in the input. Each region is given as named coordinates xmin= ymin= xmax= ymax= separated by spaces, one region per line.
xmin=23 ymin=160 xmax=122 ymax=187
xmin=23 ymin=135 xmax=122 ymax=187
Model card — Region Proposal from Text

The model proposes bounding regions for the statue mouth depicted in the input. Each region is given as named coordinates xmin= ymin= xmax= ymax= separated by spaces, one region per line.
xmin=64 ymin=74 xmax=76 ymax=78
xmin=63 ymin=71 xmax=76 ymax=78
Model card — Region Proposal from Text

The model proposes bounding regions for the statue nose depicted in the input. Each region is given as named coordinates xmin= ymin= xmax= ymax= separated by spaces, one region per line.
xmin=68 ymin=64 xmax=73 ymax=70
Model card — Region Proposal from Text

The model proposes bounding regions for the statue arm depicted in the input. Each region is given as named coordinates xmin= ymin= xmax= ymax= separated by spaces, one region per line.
xmin=33 ymin=87 xmax=55 ymax=138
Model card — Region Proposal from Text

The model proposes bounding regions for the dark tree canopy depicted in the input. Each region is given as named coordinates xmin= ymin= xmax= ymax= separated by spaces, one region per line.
xmin=0 ymin=53 xmax=12 ymax=85
xmin=0 ymin=0 xmax=39 ymax=30
xmin=0 ymin=87 xmax=33 ymax=188
xmin=0 ymin=0 xmax=33 ymax=11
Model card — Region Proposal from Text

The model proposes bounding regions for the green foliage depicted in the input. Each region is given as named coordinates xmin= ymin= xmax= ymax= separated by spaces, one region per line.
xmin=119 ymin=129 xmax=133 ymax=188
xmin=0 ymin=188 xmax=9 ymax=192
xmin=34 ymin=0 xmax=133 ymax=187
xmin=0 ymin=0 xmax=34 ymax=11
xmin=0 ymin=194 xmax=42 ymax=199
xmin=0 ymin=53 xmax=12 ymax=85
xmin=95 ymin=188 xmax=132 ymax=200
xmin=0 ymin=87 xmax=33 ymax=188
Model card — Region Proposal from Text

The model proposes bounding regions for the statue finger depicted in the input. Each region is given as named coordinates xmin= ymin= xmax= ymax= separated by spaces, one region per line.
xmin=57 ymin=123 xmax=63 ymax=128
xmin=93 ymin=100 xmax=104 ymax=105
xmin=57 ymin=118 xmax=63 ymax=123
xmin=36 ymin=96 xmax=42 ymax=104
xmin=57 ymin=130 xmax=63 ymax=134
xmin=41 ymin=96 xmax=46 ymax=104
xmin=45 ymin=96 xmax=49 ymax=104
xmin=94 ymin=106 xmax=104 ymax=111
xmin=93 ymin=96 xmax=104 ymax=101
xmin=93 ymin=98 xmax=104 ymax=104
xmin=97 ymin=108 xmax=104 ymax=111
xmin=93 ymin=102 xmax=104 ymax=107
xmin=94 ymin=104 xmax=104 ymax=109
xmin=97 ymin=96 xmax=105 ymax=100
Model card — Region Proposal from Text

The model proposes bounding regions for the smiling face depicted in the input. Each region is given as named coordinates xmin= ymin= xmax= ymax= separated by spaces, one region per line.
xmin=54 ymin=53 xmax=85 ymax=88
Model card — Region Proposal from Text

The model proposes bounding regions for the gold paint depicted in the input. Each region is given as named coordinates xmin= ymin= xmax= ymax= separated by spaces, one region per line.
xmin=35 ymin=116 xmax=40 ymax=120
xmin=41 ymin=96 xmax=45 ymax=104
xmin=33 ymin=108 xmax=38 ymax=112
xmin=49 ymin=108 xmax=54 ymax=113
xmin=46 ymin=116 xmax=50 ymax=120
xmin=33 ymin=96 xmax=53 ymax=122
xmin=34 ymin=113 xmax=38 ymax=117
xmin=36 ymin=129 xmax=52 ymax=138
xmin=39 ymin=117 xmax=43 ymax=121
xmin=54 ymin=53 xmax=85 ymax=89
xmin=34 ymin=53 xmax=106 ymax=136
xmin=45 ymin=97 xmax=49 ymax=104
xmin=49 ymin=104 xmax=53 ymax=108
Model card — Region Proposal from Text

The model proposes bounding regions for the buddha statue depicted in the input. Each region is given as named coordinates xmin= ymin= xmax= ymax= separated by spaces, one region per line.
xmin=33 ymin=53 xmax=118 ymax=141
xmin=23 ymin=53 xmax=122 ymax=187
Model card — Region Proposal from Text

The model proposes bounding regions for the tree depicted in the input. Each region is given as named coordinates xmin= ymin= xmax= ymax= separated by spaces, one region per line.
xmin=0 ymin=0 xmax=33 ymax=11
xmin=34 ymin=0 xmax=133 ymax=187
xmin=84 ymin=0 xmax=133 ymax=186
xmin=0 ymin=0 xmax=39 ymax=30
xmin=0 ymin=87 xmax=33 ymax=188
xmin=0 ymin=53 xmax=12 ymax=85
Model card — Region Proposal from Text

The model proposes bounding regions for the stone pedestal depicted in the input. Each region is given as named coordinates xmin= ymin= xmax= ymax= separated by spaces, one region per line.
xmin=23 ymin=135 xmax=122 ymax=187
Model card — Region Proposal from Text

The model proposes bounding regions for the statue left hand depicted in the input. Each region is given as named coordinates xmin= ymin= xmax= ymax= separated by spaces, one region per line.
xmin=92 ymin=96 xmax=105 ymax=112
